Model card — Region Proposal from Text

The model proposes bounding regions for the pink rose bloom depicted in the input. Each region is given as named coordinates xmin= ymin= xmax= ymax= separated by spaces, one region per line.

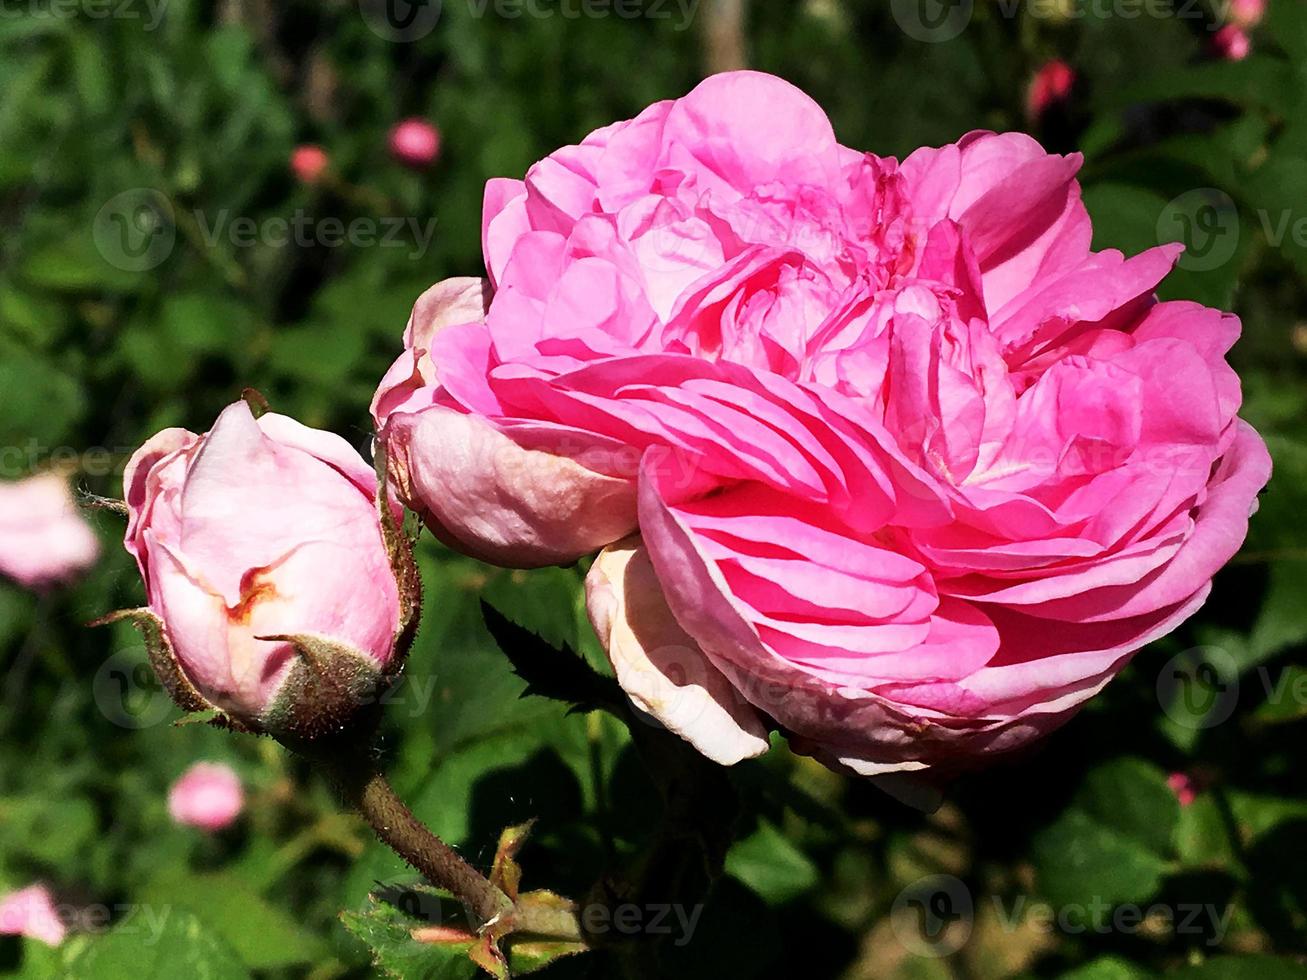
xmin=290 ymin=144 xmax=330 ymax=184
xmin=168 ymin=761 xmax=245 ymax=831
xmin=1229 ymin=0 xmax=1265 ymax=29
xmin=0 ymin=885 xmax=66 ymax=947
xmin=1025 ymin=59 xmax=1076 ymax=121
xmin=0 ymin=473 xmax=100 ymax=589
xmin=389 ymin=118 xmax=440 ymax=169
xmin=1212 ymin=24 xmax=1252 ymax=60
xmin=373 ymin=72 xmax=1270 ymax=779
xmin=123 ymin=401 xmax=402 ymax=725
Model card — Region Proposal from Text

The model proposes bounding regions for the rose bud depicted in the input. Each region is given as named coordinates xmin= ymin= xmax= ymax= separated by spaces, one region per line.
xmin=1229 ymin=0 xmax=1265 ymax=29
xmin=169 ymin=762 xmax=245 ymax=831
xmin=290 ymin=144 xmax=331 ymax=185
xmin=1212 ymin=24 xmax=1252 ymax=60
xmin=108 ymin=400 xmax=417 ymax=744
xmin=0 ymin=885 xmax=66 ymax=947
xmin=0 ymin=474 xmax=100 ymax=589
xmin=374 ymin=72 xmax=1270 ymax=788
xmin=1025 ymin=59 xmax=1076 ymax=122
xmin=1167 ymin=771 xmax=1199 ymax=807
xmin=389 ymin=118 xmax=440 ymax=169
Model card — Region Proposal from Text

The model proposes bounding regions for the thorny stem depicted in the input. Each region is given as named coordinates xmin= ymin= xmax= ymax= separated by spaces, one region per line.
xmin=319 ymin=753 xmax=586 ymax=943
xmin=323 ymin=756 xmax=511 ymax=925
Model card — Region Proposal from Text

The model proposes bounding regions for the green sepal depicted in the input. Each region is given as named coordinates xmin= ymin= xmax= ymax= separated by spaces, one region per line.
xmin=89 ymin=607 xmax=214 ymax=716
xmin=257 ymin=633 xmax=388 ymax=748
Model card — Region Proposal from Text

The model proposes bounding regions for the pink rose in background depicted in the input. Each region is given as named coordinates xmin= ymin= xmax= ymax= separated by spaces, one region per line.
xmin=0 ymin=473 xmax=100 ymax=589
xmin=1167 ymin=771 xmax=1199 ymax=807
xmin=1229 ymin=0 xmax=1265 ymax=29
xmin=1025 ymin=59 xmax=1076 ymax=121
xmin=291 ymin=144 xmax=330 ymax=184
xmin=1212 ymin=24 xmax=1252 ymax=61
xmin=0 ymin=885 xmax=66 ymax=947
xmin=373 ymin=72 xmax=1270 ymax=780
xmin=122 ymin=401 xmax=402 ymax=726
xmin=390 ymin=118 xmax=440 ymax=169
xmin=169 ymin=761 xmax=245 ymax=831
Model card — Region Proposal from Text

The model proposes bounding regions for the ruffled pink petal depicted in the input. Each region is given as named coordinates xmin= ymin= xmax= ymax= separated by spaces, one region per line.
xmin=586 ymin=538 xmax=770 ymax=765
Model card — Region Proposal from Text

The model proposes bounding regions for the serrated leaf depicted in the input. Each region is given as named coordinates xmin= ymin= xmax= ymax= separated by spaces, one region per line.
xmin=68 ymin=908 xmax=251 ymax=980
xmin=341 ymin=895 xmax=480 ymax=980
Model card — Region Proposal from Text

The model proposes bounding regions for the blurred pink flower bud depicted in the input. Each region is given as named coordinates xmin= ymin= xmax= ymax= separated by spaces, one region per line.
xmin=1167 ymin=771 xmax=1198 ymax=807
xmin=116 ymin=401 xmax=416 ymax=740
xmin=169 ymin=762 xmax=245 ymax=831
xmin=0 ymin=886 xmax=66 ymax=947
xmin=389 ymin=118 xmax=440 ymax=169
xmin=0 ymin=474 xmax=99 ymax=589
xmin=290 ymin=144 xmax=330 ymax=184
xmin=1025 ymin=59 xmax=1076 ymax=121
xmin=1212 ymin=24 xmax=1252 ymax=60
xmin=1229 ymin=0 xmax=1265 ymax=29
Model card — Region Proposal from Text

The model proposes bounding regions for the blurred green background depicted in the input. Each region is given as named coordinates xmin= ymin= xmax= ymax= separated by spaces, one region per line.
xmin=2 ymin=0 xmax=1306 ymax=977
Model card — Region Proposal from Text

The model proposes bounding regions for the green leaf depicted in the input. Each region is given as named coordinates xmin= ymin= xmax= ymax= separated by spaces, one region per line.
xmin=0 ymin=796 xmax=97 ymax=866
xmin=481 ymin=599 xmax=621 ymax=715
xmin=725 ymin=820 xmax=819 ymax=905
xmin=141 ymin=872 xmax=324 ymax=969
xmin=340 ymin=894 xmax=479 ymax=980
xmin=1172 ymin=956 xmax=1307 ymax=979
xmin=68 ymin=908 xmax=251 ymax=980
xmin=1074 ymin=758 xmax=1180 ymax=858
xmin=1032 ymin=809 xmax=1170 ymax=914
xmin=1058 ymin=956 xmax=1156 ymax=980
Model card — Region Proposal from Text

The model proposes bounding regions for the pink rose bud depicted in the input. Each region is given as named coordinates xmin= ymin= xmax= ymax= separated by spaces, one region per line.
xmin=1167 ymin=771 xmax=1198 ymax=807
xmin=1212 ymin=24 xmax=1252 ymax=60
xmin=290 ymin=144 xmax=330 ymax=184
xmin=0 ymin=474 xmax=100 ymax=589
xmin=0 ymin=886 xmax=66 ymax=947
xmin=1229 ymin=0 xmax=1265 ymax=29
xmin=374 ymin=71 xmax=1270 ymax=785
xmin=389 ymin=118 xmax=440 ymax=169
xmin=114 ymin=400 xmax=417 ymax=742
xmin=168 ymin=761 xmax=245 ymax=831
xmin=1026 ymin=59 xmax=1076 ymax=121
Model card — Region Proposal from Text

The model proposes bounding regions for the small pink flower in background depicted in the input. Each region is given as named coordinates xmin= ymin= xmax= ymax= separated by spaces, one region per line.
xmin=1212 ymin=24 xmax=1252 ymax=60
xmin=290 ymin=144 xmax=330 ymax=184
xmin=1167 ymin=771 xmax=1199 ymax=807
xmin=373 ymin=71 xmax=1270 ymax=784
xmin=0 ymin=885 xmax=66 ymax=947
xmin=122 ymin=401 xmax=402 ymax=725
xmin=389 ymin=118 xmax=440 ymax=169
xmin=168 ymin=762 xmax=245 ymax=831
xmin=1229 ymin=0 xmax=1265 ymax=29
xmin=1026 ymin=59 xmax=1076 ymax=121
xmin=0 ymin=474 xmax=99 ymax=589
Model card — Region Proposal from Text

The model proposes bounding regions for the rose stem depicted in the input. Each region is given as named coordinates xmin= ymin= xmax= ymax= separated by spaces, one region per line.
xmin=321 ymin=754 xmax=584 ymax=941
